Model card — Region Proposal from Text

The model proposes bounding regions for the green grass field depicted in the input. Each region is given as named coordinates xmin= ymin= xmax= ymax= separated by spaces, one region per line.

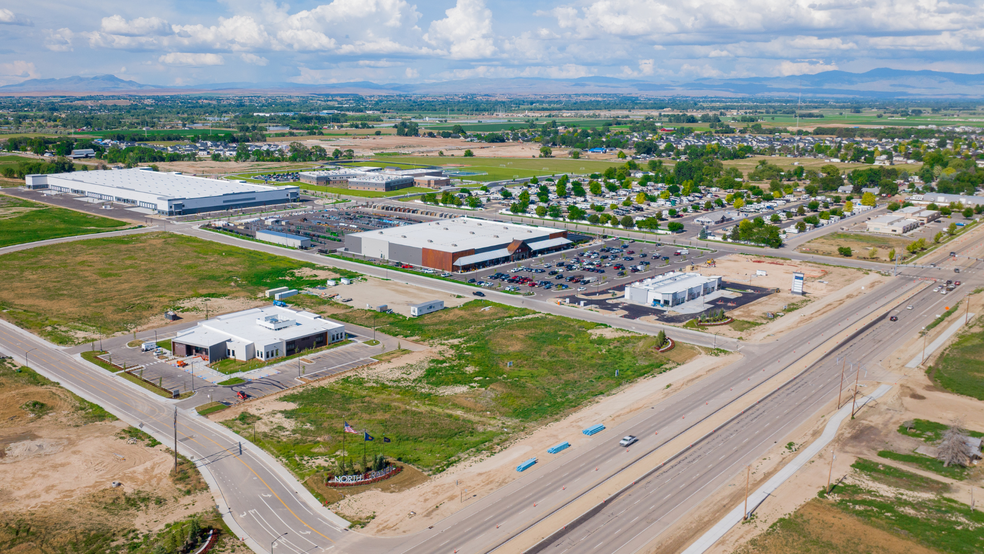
xmin=225 ymin=301 xmax=683 ymax=476
xmin=876 ymin=450 xmax=970 ymax=480
xmin=419 ymin=118 xmax=618 ymax=133
xmin=0 ymin=232 xmax=348 ymax=345
xmin=928 ymin=320 xmax=984 ymax=399
xmin=354 ymin=156 xmax=627 ymax=183
xmin=0 ymin=195 xmax=129 ymax=246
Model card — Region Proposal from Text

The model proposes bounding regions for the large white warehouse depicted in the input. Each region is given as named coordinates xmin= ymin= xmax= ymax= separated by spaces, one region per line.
xmin=25 ymin=167 xmax=299 ymax=215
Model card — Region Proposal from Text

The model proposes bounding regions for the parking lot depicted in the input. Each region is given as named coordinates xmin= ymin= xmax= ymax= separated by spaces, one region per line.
xmin=455 ymin=238 xmax=719 ymax=301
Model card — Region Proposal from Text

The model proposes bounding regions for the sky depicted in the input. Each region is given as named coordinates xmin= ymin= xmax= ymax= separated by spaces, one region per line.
xmin=1 ymin=0 xmax=984 ymax=87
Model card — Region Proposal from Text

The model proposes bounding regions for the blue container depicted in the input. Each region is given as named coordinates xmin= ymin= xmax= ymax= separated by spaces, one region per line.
xmin=516 ymin=458 xmax=537 ymax=472
xmin=547 ymin=441 xmax=570 ymax=454
xmin=582 ymin=424 xmax=606 ymax=436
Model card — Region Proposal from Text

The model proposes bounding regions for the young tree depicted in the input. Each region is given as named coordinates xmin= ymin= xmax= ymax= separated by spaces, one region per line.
xmin=535 ymin=205 xmax=547 ymax=217
xmin=949 ymin=222 xmax=958 ymax=235
xmin=838 ymin=246 xmax=853 ymax=257
xmin=843 ymin=200 xmax=854 ymax=213
xmin=733 ymin=197 xmax=745 ymax=209
xmin=655 ymin=329 xmax=667 ymax=348
xmin=869 ymin=247 xmax=878 ymax=259
xmin=463 ymin=149 xmax=474 ymax=157
xmin=636 ymin=192 xmax=647 ymax=204
xmin=861 ymin=192 xmax=877 ymax=206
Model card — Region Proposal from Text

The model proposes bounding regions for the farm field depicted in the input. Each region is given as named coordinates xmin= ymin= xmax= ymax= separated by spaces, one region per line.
xmin=298 ymin=183 xmax=434 ymax=197
xmin=0 ymin=232 xmax=348 ymax=345
xmin=419 ymin=118 xmax=618 ymax=133
xmin=735 ymin=458 xmax=983 ymax=554
xmin=0 ymin=194 xmax=130 ymax=247
xmin=219 ymin=301 xmax=684 ymax=477
xmin=796 ymin=232 xmax=911 ymax=262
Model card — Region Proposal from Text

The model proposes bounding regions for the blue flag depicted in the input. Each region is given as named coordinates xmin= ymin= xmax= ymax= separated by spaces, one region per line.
xmin=364 ymin=431 xmax=374 ymax=441
xmin=383 ymin=436 xmax=391 ymax=443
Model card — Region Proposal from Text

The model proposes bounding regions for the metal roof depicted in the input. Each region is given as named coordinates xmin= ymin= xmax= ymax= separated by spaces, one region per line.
xmin=40 ymin=167 xmax=292 ymax=199
xmin=354 ymin=217 xmax=557 ymax=252
xmin=529 ymin=237 xmax=572 ymax=251
xmin=453 ymin=248 xmax=511 ymax=267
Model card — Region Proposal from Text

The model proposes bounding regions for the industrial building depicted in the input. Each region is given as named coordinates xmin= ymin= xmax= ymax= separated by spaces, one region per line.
xmin=256 ymin=229 xmax=312 ymax=249
xmin=910 ymin=193 xmax=984 ymax=208
xmin=866 ymin=214 xmax=919 ymax=235
xmin=624 ymin=272 xmax=723 ymax=308
xmin=171 ymin=306 xmax=346 ymax=363
xmin=298 ymin=166 xmax=447 ymax=192
xmin=344 ymin=217 xmax=571 ymax=272
xmin=25 ymin=167 xmax=299 ymax=215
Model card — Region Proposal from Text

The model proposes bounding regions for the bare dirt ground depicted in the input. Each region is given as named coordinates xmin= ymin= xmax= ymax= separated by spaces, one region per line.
xmin=328 ymin=349 xmax=739 ymax=536
xmin=0 ymin=368 xmax=214 ymax=540
xmin=325 ymin=276 xmax=470 ymax=316
xmin=644 ymin=254 xmax=883 ymax=343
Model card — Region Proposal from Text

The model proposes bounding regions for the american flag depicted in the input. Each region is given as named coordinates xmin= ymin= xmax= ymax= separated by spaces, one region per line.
xmin=343 ymin=422 xmax=359 ymax=434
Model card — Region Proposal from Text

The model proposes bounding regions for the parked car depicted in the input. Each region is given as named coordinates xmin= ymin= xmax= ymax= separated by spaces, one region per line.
xmin=472 ymin=291 xmax=486 ymax=297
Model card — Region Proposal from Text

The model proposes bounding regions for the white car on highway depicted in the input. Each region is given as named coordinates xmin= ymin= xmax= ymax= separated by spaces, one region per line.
xmin=619 ymin=435 xmax=639 ymax=447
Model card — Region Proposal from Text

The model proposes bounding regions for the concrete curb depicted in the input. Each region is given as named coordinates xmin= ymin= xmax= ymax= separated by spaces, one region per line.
xmin=680 ymin=383 xmax=892 ymax=554
xmin=905 ymin=312 xmax=975 ymax=367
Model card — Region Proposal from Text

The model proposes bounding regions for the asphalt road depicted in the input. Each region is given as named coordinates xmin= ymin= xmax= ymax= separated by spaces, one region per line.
xmin=1 ymin=209 xmax=979 ymax=554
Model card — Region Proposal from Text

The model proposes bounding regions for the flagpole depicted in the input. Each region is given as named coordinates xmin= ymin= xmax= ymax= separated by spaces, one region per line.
xmin=342 ymin=425 xmax=346 ymax=471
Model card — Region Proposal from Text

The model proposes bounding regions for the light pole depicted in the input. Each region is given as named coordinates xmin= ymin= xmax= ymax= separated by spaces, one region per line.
xmin=25 ymin=347 xmax=37 ymax=369
xmin=272 ymin=532 xmax=288 ymax=552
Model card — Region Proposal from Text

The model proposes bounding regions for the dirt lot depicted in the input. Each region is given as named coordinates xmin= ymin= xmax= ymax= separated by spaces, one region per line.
xmin=0 ymin=360 xmax=225 ymax=553
xmin=225 ymin=347 xmax=737 ymax=536
xmin=324 ymin=277 xmax=470 ymax=316
xmin=641 ymin=254 xmax=883 ymax=343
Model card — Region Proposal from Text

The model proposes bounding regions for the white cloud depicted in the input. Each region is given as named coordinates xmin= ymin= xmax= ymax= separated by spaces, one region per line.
xmin=100 ymin=15 xmax=170 ymax=36
xmin=405 ymin=67 xmax=419 ymax=78
xmin=709 ymin=49 xmax=733 ymax=58
xmin=0 ymin=61 xmax=39 ymax=85
xmin=277 ymin=0 xmax=425 ymax=54
xmin=158 ymin=52 xmax=225 ymax=66
xmin=425 ymin=0 xmax=496 ymax=59
xmin=240 ymin=53 xmax=268 ymax=65
xmin=172 ymin=15 xmax=273 ymax=51
xmin=776 ymin=60 xmax=838 ymax=76
xmin=44 ymin=28 xmax=74 ymax=52
xmin=0 ymin=9 xmax=32 ymax=26
xmin=276 ymin=28 xmax=335 ymax=51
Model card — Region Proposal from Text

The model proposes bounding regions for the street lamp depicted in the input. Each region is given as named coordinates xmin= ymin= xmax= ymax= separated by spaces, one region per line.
xmin=25 ymin=347 xmax=37 ymax=369
xmin=272 ymin=532 xmax=288 ymax=552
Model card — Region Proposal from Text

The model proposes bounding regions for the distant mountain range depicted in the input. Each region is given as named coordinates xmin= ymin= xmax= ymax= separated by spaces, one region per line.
xmin=4 ymin=69 xmax=984 ymax=97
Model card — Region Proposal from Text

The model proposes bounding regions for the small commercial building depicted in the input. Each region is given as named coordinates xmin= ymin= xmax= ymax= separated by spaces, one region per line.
xmin=69 ymin=149 xmax=95 ymax=159
xmin=866 ymin=215 xmax=919 ymax=235
xmin=414 ymin=175 xmax=452 ymax=188
xmin=897 ymin=206 xmax=940 ymax=224
xmin=171 ymin=306 xmax=346 ymax=363
xmin=256 ymin=229 xmax=311 ymax=249
xmin=410 ymin=300 xmax=445 ymax=317
xmin=624 ymin=272 xmax=723 ymax=308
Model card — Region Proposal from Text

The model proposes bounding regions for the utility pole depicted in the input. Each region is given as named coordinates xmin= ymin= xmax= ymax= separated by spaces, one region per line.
xmin=173 ymin=407 xmax=178 ymax=474
xmin=851 ymin=363 xmax=862 ymax=418
xmin=837 ymin=358 xmax=846 ymax=409
xmin=826 ymin=450 xmax=836 ymax=493
xmin=922 ymin=329 xmax=928 ymax=365
xmin=965 ymin=299 xmax=970 ymax=326
xmin=743 ymin=465 xmax=750 ymax=521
